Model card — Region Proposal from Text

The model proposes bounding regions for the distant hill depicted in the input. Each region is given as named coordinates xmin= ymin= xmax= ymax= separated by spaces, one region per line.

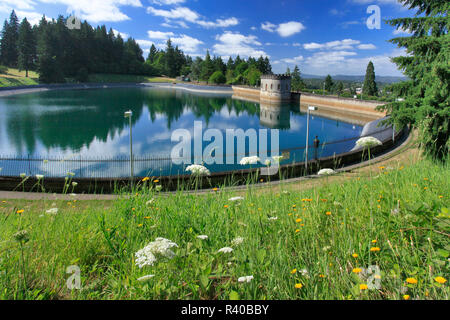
xmin=302 ymin=74 xmax=407 ymax=83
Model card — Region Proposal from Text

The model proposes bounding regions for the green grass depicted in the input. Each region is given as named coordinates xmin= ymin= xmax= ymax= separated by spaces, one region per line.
xmin=0 ymin=68 xmax=39 ymax=87
xmin=0 ymin=158 xmax=448 ymax=300
xmin=0 ymin=68 xmax=175 ymax=88
xmin=87 ymin=74 xmax=175 ymax=84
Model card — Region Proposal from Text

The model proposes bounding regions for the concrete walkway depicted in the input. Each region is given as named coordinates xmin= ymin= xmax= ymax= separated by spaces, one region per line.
xmin=0 ymin=129 xmax=416 ymax=201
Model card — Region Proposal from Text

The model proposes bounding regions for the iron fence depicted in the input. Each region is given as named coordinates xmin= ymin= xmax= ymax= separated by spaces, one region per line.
xmin=0 ymin=127 xmax=394 ymax=179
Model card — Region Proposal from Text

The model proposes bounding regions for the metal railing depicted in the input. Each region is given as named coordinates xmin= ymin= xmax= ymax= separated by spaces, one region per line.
xmin=0 ymin=127 xmax=395 ymax=179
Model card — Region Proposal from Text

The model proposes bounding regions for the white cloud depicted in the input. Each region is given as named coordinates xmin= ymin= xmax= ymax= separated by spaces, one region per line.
xmin=0 ymin=0 xmax=36 ymax=11
xmin=304 ymin=39 xmax=362 ymax=50
xmin=358 ymin=44 xmax=376 ymax=50
xmin=276 ymin=21 xmax=305 ymax=37
xmin=171 ymin=34 xmax=203 ymax=53
xmin=393 ymin=27 xmax=412 ymax=35
xmin=16 ymin=10 xmax=44 ymax=25
xmin=262 ymin=21 xmax=305 ymax=37
xmin=147 ymin=30 xmax=175 ymax=39
xmin=146 ymin=6 xmax=239 ymax=28
xmin=152 ymin=0 xmax=185 ymax=5
xmin=36 ymin=0 xmax=143 ymax=22
xmin=274 ymin=55 xmax=304 ymax=65
xmin=261 ymin=22 xmax=276 ymax=32
xmin=136 ymin=39 xmax=155 ymax=48
xmin=213 ymin=31 xmax=268 ymax=58
xmin=293 ymin=48 xmax=406 ymax=76
xmin=113 ymin=29 xmax=129 ymax=39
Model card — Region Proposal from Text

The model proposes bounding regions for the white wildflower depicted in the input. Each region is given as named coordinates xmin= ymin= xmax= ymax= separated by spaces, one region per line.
xmin=135 ymin=238 xmax=179 ymax=268
xmin=231 ymin=237 xmax=244 ymax=246
xmin=146 ymin=199 xmax=155 ymax=206
xmin=356 ymin=137 xmax=382 ymax=149
xmin=268 ymin=217 xmax=278 ymax=221
xmin=36 ymin=174 xmax=44 ymax=180
xmin=318 ymin=169 xmax=336 ymax=176
xmin=137 ymin=275 xmax=155 ymax=282
xmin=229 ymin=196 xmax=244 ymax=202
xmin=239 ymin=156 xmax=260 ymax=166
xmin=272 ymin=156 xmax=283 ymax=163
xmin=322 ymin=246 xmax=331 ymax=252
xmin=197 ymin=235 xmax=209 ymax=240
xmin=20 ymin=173 xmax=26 ymax=179
xmin=67 ymin=172 xmax=75 ymax=177
xmin=72 ymin=182 xmax=78 ymax=187
xmin=45 ymin=208 xmax=59 ymax=215
xmin=265 ymin=159 xmax=271 ymax=166
xmin=186 ymin=164 xmax=211 ymax=176
xmin=218 ymin=247 xmax=233 ymax=254
xmin=238 ymin=276 xmax=254 ymax=283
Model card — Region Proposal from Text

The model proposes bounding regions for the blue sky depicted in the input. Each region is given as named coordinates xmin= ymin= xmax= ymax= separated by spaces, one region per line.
xmin=0 ymin=0 xmax=415 ymax=76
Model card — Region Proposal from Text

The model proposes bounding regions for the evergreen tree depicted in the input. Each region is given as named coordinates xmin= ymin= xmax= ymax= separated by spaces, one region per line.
xmin=201 ymin=50 xmax=215 ymax=81
xmin=336 ymin=81 xmax=344 ymax=97
xmin=380 ymin=0 xmax=449 ymax=161
xmin=147 ymin=44 xmax=158 ymax=64
xmin=18 ymin=18 xmax=36 ymax=77
xmin=0 ymin=10 xmax=20 ymax=66
xmin=363 ymin=61 xmax=378 ymax=96
xmin=324 ymin=75 xmax=334 ymax=92
xmin=291 ymin=65 xmax=305 ymax=92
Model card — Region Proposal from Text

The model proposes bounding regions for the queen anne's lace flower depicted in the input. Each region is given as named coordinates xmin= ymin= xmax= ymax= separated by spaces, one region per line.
xmin=137 ymin=275 xmax=155 ymax=282
xmin=356 ymin=137 xmax=382 ymax=148
xmin=46 ymin=208 xmax=59 ymax=215
xmin=229 ymin=197 xmax=244 ymax=202
xmin=318 ymin=169 xmax=336 ymax=176
xmin=218 ymin=247 xmax=233 ymax=253
xmin=186 ymin=164 xmax=211 ymax=176
xmin=231 ymin=237 xmax=244 ymax=246
xmin=239 ymin=156 xmax=260 ymax=165
xmin=238 ymin=276 xmax=254 ymax=283
xmin=135 ymin=238 xmax=179 ymax=268
xmin=197 ymin=235 xmax=208 ymax=240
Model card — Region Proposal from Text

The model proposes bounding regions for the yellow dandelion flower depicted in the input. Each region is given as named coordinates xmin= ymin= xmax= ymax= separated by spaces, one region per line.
xmin=291 ymin=269 xmax=297 ymax=274
xmin=154 ymin=179 xmax=160 ymax=183
xmin=360 ymin=284 xmax=368 ymax=290
xmin=137 ymin=224 xmax=143 ymax=228
xmin=16 ymin=210 xmax=24 ymax=214
xmin=352 ymin=253 xmax=359 ymax=258
xmin=224 ymin=205 xmax=229 ymax=208
xmin=296 ymin=218 xmax=302 ymax=223
xmin=403 ymin=295 xmax=410 ymax=300
xmin=295 ymin=283 xmax=303 ymax=289
xmin=372 ymin=240 xmax=377 ymax=244
xmin=406 ymin=278 xmax=418 ymax=284
xmin=295 ymin=229 xmax=301 ymax=233
xmin=142 ymin=177 xmax=150 ymax=182
xmin=370 ymin=247 xmax=381 ymax=252
xmin=213 ymin=188 xmax=219 ymax=192
xmin=438 ymin=195 xmax=443 ymax=199
xmin=435 ymin=277 xmax=447 ymax=284
xmin=319 ymin=274 xmax=326 ymax=278
xmin=326 ymin=211 xmax=332 ymax=216
xmin=352 ymin=268 xmax=362 ymax=274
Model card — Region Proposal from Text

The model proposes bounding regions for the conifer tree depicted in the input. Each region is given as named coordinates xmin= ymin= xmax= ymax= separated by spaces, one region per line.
xmin=363 ymin=61 xmax=378 ymax=96
xmin=18 ymin=18 xmax=36 ymax=77
xmin=380 ymin=0 xmax=449 ymax=161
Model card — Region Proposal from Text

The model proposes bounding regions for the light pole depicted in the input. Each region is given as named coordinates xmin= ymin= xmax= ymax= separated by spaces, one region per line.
xmin=124 ymin=110 xmax=134 ymax=185
xmin=305 ymin=106 xmax=318 ymax=174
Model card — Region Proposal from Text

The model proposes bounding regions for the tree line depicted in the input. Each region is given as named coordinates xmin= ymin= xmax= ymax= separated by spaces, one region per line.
xmin=0 ymin=10 xmax=274 ymax=85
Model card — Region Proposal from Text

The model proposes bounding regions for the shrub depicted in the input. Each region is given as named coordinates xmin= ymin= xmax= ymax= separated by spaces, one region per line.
xmin=209 ymin=71 xmax=226 ymax=84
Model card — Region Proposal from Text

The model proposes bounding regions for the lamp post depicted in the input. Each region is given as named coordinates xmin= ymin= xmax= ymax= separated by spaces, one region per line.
xmin=305 ymin=106 xmax=318 ymax=174
xmin=124 ymin=110 xmax=134 ymax=185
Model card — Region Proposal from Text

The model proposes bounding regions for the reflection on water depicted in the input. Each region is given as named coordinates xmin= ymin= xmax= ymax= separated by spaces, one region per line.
xmin=0 ymin=87 xmax=363 ymax=177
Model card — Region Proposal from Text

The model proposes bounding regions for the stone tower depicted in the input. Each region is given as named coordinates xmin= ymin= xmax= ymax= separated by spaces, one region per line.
xmin=260 ymin=74 xmax=292 ymax=103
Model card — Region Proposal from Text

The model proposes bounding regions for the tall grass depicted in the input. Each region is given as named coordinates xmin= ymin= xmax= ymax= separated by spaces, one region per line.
xmin=0 ymin=158 xmax=448 ymax=300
